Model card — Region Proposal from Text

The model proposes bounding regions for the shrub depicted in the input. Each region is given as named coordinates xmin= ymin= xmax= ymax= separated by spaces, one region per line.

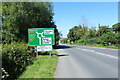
xmin=100 ymin=32 xmax=116 ymax=46
xmin=2 ymin=42 xmax=34 ymax=79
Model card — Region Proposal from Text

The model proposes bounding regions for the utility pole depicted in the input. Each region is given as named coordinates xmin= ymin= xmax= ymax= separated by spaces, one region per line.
xmin=98 ymin=23 xmax=101 ymax=28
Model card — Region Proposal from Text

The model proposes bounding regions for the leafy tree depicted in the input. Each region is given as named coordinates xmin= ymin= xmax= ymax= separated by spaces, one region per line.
xmin=83 ymin=27 xmax=96 ymax=39
xmin=67 ymin=25 xmax=88 ymax=42
xmin=54 ymin=28 xmax=60 ymax=45
xmin=112 ymin=23 xmax=120 ymax=33
xmin=60 ymin=38 xmax=69 ymax=44
xmin=96 ymin=26 xmax=112 ymax=37
xmin=100 ymin=32 xmax=116 ymax=45
xmin=114 ymin=32 xmax=120 ymax=46
xmin=2 ymin=2 xmax=59 ymax=44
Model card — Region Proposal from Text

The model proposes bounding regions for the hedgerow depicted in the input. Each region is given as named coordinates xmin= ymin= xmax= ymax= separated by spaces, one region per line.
xmin=2 ymin=42 xmax=35 ymax=79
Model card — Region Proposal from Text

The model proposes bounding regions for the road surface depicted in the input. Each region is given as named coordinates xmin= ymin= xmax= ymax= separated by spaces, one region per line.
xmin=55 ymin=44 xmax=119 ymax=78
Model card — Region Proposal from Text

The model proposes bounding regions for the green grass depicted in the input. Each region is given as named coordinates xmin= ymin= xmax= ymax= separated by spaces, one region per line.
xmin=19 ymin=51 xmax=58 ymax=78
xmin=72 ymin=43 xmax=120 ymax=49
xmin=0 ymin=44 xmax=2 ymax=53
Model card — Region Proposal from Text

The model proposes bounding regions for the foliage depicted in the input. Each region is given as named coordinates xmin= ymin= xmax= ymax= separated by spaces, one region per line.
xmin=112 ymin=23 xmax=120 ymax=33
xmin=2 ymin=2 xmax=60 ymax=44
xmin=66 ymin=23 xmax=120 ymax=48
xmin=60 ymin=38 xmax=69 ymax=44
xmin=2 ymin=42 xmax=34 ymax=79
xmin=67 ymin=25 xmax=88 ymax=42
xmin=54 ymin=28 xmax=60 ymax=45
xmin=100 ymin=32 xmax=116 ymax=46
xmin=114 ymin=32 xmax=120 ymax=47
xmin=96 ymin=26 xmax=112 ymax=36
xmin=2 ymin=2 xmax=60 ymax=79
xmin=83 ymin=27 xmax=96 ymax=39
xmin=2 ymin=68 xmax=9 ymax=79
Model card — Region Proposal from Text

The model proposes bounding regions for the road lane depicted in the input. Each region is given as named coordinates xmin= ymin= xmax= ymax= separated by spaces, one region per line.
xmin=55 ymin=44 xmax=118 ymax=78
xmin=75 ymin=46 xmax=118 ymax=58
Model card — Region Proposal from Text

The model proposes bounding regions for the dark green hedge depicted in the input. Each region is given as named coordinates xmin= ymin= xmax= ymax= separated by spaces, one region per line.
xmin=2 ymin=42 xmax=35 ymax=79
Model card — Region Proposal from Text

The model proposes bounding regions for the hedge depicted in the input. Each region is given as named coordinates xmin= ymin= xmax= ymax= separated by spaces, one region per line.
xmin=2 ymin=42 xmax=35 ymax=79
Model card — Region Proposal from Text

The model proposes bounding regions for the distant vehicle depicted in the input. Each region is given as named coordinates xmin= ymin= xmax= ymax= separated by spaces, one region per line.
xmin=70 ymin=41 xmax=73 ymax=44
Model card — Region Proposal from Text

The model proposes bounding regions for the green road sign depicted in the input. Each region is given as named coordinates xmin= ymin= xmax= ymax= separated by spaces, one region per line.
xmin=28 ymin=28 xmax=54 ymax=46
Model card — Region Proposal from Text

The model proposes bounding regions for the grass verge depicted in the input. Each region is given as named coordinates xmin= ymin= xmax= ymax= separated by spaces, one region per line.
xmin=72 ymin=43 xmax=120 ymax=49
xmin=19 ymin=50 xmax=58 ymax=78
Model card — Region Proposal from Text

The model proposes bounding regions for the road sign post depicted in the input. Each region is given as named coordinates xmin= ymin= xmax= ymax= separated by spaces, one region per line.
xmin=34 ymin=46 xmax=38 ymax=57
xmin=28 ymin=28 xmax=55 ymax=56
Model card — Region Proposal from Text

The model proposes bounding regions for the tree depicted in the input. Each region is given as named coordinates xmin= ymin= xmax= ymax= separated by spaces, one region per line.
xmin=83 ymin=27 xmax=96 ymax=39
xmin=60 ymin=38 xmax=69 ymax=44
xmin=114 ymin=32 xmax=120 ymax=46
xmin=2 ymin=2 xmax=59 ymax=44
xmin=100 ymin=32 xmax=116 ymax=45
xmin=112 ymin=23 xmax=120 ymax=33
xmin=96 ymin=26 xmax=112 ymax=37
xmin=67 ymin=25 xmax=88 ymax=42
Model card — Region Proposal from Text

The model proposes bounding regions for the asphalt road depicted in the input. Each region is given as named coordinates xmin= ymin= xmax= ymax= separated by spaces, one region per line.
xmin=55 ymin=44 xmax=119 ymax=78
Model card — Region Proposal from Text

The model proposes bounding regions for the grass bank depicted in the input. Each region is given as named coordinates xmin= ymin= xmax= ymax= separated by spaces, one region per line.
xmin=19 ymin=50 xmax=58 ymax=78
xmin=72 ymin=43 xmax=120 ymax=49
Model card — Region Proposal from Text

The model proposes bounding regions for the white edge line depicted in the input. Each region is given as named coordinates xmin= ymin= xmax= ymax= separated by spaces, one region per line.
xmin=79 ymin=48 xmax=118 ymax=59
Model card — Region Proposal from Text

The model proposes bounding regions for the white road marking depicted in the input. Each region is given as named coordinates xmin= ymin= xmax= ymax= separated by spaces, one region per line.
xmin=77 ymin=48 xmax=118 ymax=59
xmin=58 ymin=53 xmax=68 ymax=55
xmin=57 ymin=49 xmax=64 ymax=51
xmin=76 ymin=48 xmax=80 ymax=49
xmin=95 ymin=52 xmax=118 ymax=59
xmin=89 ymin=46 xmax=119 ymax=50
xmin=81 ymin=49 xmax=89 ymax=51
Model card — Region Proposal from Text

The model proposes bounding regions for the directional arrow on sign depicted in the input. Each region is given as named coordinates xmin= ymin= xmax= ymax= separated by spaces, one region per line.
xmin=36 ymin=32 xmax=45 ymax=45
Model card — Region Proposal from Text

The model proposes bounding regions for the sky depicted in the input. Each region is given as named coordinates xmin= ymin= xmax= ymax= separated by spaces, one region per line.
xmin=53 ymin=2 xmax=118 ymax=38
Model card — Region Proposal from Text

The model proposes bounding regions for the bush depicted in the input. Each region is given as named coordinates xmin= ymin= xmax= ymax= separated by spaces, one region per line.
xmin=2 ymin=42 xmax=34 ymax=79
xmin=76 ymin=39 xmax=86 ymax=45
xmin=100 ymin=32 xmax=116 ymax=46
xmin=76 ymin=38 xmax=102 ymax=45
xmin=87 ymin=38 xmax=101 ymax=44
xmin=60 ymin=38 xmax=69 ymax=44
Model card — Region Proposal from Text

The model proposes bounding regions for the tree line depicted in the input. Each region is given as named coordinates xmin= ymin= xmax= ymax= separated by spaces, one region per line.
xmin=61 ymin=23 xmax=120 ymax=47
